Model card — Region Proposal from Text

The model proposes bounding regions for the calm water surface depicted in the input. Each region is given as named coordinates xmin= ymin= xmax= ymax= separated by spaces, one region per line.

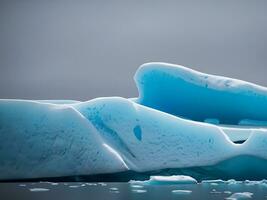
xmin=1 ymin=182 xmax=267 ymax=200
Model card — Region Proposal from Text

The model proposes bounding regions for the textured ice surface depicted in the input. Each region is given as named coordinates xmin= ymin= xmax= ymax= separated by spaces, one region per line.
xmin=135 ymin=63 xmax=267 ymax=125
xmin=1 ymin=62 xmax=267 ymax=180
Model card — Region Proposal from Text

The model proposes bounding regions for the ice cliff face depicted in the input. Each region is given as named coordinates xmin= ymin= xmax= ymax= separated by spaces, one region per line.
xmin=1 ymin=63 xmax=267 ymax=180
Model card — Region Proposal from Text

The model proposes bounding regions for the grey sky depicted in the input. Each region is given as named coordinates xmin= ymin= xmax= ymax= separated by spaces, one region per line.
xmin=1 ymin=0 xmax=267 ymax=100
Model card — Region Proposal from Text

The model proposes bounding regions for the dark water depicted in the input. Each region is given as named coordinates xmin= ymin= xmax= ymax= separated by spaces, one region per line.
xmin=1 ymin=181 xmax=267 ymax=200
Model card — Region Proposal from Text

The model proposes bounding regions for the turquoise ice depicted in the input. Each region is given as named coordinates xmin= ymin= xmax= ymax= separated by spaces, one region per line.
xmin=1 ymin=63 xmax=267 ymax=180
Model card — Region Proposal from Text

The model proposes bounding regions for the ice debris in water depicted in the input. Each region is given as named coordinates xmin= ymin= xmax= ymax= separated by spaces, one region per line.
xmin=29 ymin=188 xmax=50 ymax=192
xmin=148 ymin=175 xmax=197 ymax=185
xmin=172 ymin=190 xmax=192 ymax=195
xmin=225 ymin=192 xmax=253 ymax=200
xmin=130 ymin=184 xmax=144 ymax=188
xmin=131 ymin=189 xmax=147 ymax=193
xmin=210 ymin=189 xmax=221 ymax=194
xmin=1 ymin=62 xmax=267 ymax=180
xmin=109 ymin=187 xmax=119 ymax=191
xmin=109 ymin=187 xmax=120 ymax=193
xmin=86 ymin=183 xmax=97 ymax=186
xmin=98 ymin=182 xmax=107 ymax=186
xmin=69 ymin=185 xmax=80 ymax=188
xmin=130 ymin=175 xmax=197 ymax=185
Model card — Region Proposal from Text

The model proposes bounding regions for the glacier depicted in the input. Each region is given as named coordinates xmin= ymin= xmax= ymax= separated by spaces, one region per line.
xmin=1 ymin=62 xmax=267 ymax=181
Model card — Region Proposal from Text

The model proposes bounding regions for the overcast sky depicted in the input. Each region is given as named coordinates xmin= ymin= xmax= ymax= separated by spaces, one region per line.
xmin=1 ymin=0 xmax=267 ymax=100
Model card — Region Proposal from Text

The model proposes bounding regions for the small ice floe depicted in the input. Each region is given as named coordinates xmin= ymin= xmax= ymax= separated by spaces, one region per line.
xmin=131 ymin=184 xmax=144 ymax=188
xmin=225 ymin=192 xmax=253 ymax=199
xmin=85 ymin=183 xmax=97 ymax=186
xmin=18 ymin=184 xmax=26 ymax=187
xmin=132 ymin=189 xmax=147 ymax=193
xmin=110 ymin=187 xmax=119 ymax=191
xmin=29 ymin=188 xmax=50 ymax=192
xmin=210 ymin=189 xmax=221 ymax=194
xmin=211 ymin=183 xmax=219 ymax=186
xmin=109 ymin=187 xmax=120 ymax=193
xmin=69 ymin=185 xmax=80 ymax=188
xmin=172 ymin=190 xmax=192 ymax=195
xmin=40 ymin=181 xmax=59 ymax=186
xmin=149 ymin=175 xmax=197 ymax=185
xmin=130 ymin=175 xmax=197 ymax=185
xmin=98 ymin=182 xmax=107 ymax=186
xmin=224 ymin=191 xmax=232 ymax=194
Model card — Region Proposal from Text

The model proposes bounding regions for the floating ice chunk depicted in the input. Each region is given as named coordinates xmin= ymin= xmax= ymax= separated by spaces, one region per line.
xmin=109 ymin=187 xmax=120 ymax=194
xmin=172 ymin=190 xmax=192 ymax=195
xmin=132 ymin=189 xmax=147 ymax=193
xmin=211 ymin=183 xmax=219 ymax=186
xmin=210 ymin=189 xmax=221 ymax=194
xmin=148 ymin=175 xmax=197 ymax=185
xmin=109 ymin=187 xmax=119 ymax=191
xmin=29 ymin=188 xmax=50 ymax=192
xmin=69 ymin=185 xmax=80 ymax=188
xmin=130 ymin=184 xmax=144 ymax=188
xmin=226 ymin=192 xmax=253 ymax=199
xmin=130 ymin=175 xmax=197 ymax=185
xmin=110 ymin=191 xmax=120 ymax=194
xmin=98 ymin=182 xmax=107 ymax=186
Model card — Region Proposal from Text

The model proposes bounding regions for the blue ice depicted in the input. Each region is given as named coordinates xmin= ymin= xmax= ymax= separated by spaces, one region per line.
xmin=1 ymin=62 xmax=267 ymax=180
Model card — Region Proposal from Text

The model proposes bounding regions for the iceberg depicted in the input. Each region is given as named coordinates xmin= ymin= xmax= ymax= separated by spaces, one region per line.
xmin=1 ymin=62 xmax=267 ymax=181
